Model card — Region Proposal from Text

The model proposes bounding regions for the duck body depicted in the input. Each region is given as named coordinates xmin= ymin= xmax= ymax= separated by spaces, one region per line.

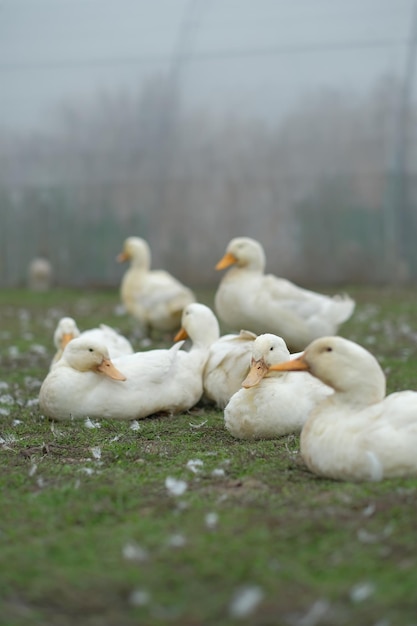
xmin=300 ymin=390 xmax=417 ymax=482
xmin=203 ymin=329 xmax=256 ymax=409
xmin=40 ymin=303 xmax=216 ymax=421
xmin=117 ymin=237 xmax=195 ymax=334
xmin=224 ymin=334 xmax=330 ymax=439
xmin=270 ymin=336 xmax=417 ymax=481
xmin=215 ymin=237 xmax=355 ymax=352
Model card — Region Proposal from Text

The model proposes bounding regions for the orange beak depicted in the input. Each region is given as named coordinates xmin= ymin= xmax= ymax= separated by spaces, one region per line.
xmin=269 ymin=354 xmax=309 ymax=372
xmin=116 ymin=251 xmax=129 ymax=263
xmin=96 ymin=358 xmax=127 ymax=381
xmin=174 ymin=327 xmax=188 ymax=342
xmin=61 ymin=333 xmax=74 ymax=349
xmin=241 ymin=358 xmax=268 ymax=388
xmin=215 ymin=251 xmax=238 ymax=270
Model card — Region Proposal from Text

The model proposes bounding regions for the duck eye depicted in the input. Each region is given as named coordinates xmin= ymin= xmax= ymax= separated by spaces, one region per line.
xmin=325 ymin=347 xmax=333 ymax=352
xmin=89 ymin=348 xmax=94 ymax=352
xmin=270 ymin=346 xmax=274 ymax=351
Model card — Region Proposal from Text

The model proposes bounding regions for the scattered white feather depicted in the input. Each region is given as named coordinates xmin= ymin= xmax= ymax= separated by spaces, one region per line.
xmin=8 ymin=346 xmax=19 ymax=358
xmin=167 ymin=533 xmax=187 ymax=548
xmin=79 ymin=467 xmax=95 ymax=476
xmin=26 ymin=398 xmax=39 ymax=407
xmin=30 ymin=344 xmax=47 ymax=355
xmin=24 ymin=376 xmax=42 ymax=390
xmin=122 ymin=542 xmax=149 ymax=562
xmin=130 ymin=420 xmax=141 ymax=431
xmin=129 ymin=589 xmax=151 ymax=607
xmin=12 ymin=419 xmax=22 ymax=426
xmin=189 ymin=420 xmax=207 ymax=429
xmin=229 ymin=585 xmax=264 ymax=618
xmin=211 ymin=468 xmax=225 ymax=477
xmin=0 ymin=381 xmax=9 ymax=391
xmin=0 ymin=434 xmax=17 ymax=445
xmin=295 ymin=599 xmax=331 ymax=626
xmin=0 ymin=408 xmax=10 ymax=417
xmin=28 ymin=463 xmax=37 ymax=477
xmin=357 ymin=529 xmax=377 ymax=544
xmin=109 ymin=435 xmax=121 ymax=443
xmin=18 ymin=309 xmax=30 ymax=322
xmin=362 ymin=503 xmax=376 ymax=517
xmin=84 ymin=417 xmax=101 ymax=429
xmin=165 ymin=476 xmax=188 ymax=496
xmin=0 ymin=394 xmax=14 ymax=405
xmin=90 ymin=446 xmax=101 ymax=460
xmin=357 ymin=524 xmax=393 ymax=544
xmin=349 ymin=581 xmax=375 ymax=603
xmin=186 ymin=459 xmax=204 ymax=474
xmin=50 ymin=422 xmax=64 ymax=438
xmin=205 ymin=512 xmax=219 ymax=529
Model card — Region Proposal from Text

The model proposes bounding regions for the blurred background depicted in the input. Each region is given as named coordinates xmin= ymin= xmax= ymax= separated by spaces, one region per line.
xmin=1 ymin=0 xmax=416 ymax=288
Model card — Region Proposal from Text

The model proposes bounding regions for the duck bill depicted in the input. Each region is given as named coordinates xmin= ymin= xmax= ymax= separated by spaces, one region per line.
xmin=174 ymin=327 xmax=188 ymax=342
xmin=215 ymin=251 xmax=238 ymax=270
xmin=116 ymin=251 xmax=129 ymax=263
xmin=241 ymin=358 xmax=269 ymax=388
xmin=269 ymin=355 xmax=309 ymax=372
xmin=96 ymin=358 xmax=127 ymax=381
xmin=61 ymin=333 xmax=74 ymax=349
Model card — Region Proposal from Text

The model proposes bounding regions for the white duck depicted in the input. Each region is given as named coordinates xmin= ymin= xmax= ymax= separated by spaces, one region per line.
xmin=269 ymin=336 xmax=417 ymax=482
xmin=39 ymin=303 xmax=216 ymax=421
xmin=203 ymin=329 xmax=257 ymax=409
xmin=214 ymin=237 xmax=355 ymax=352
xmin=176 ymin=308 xmax=257 ymax=409
xmin=224 ymin=333 xmax=331 ymax=439
xmin=51 ymin=316 xmax=134 ymax=367
xmin=117 ymin=236 xmax=196 ymax=335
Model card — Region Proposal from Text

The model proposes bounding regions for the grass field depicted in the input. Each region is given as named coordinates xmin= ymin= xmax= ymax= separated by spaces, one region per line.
xmin=1 ymin=285 xmax=417 ymax=626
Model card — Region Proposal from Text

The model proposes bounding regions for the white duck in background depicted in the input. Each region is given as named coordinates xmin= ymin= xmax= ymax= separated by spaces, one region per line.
xmin=224 ymin=333 xmax=331 ymax=439
xmin=51 ymin=316 xmax=134 ymax=367
xmin=117 ymin=236 xmax=196 ymax=335
xmin=214 ymin=237 xmax=355 ymax=352
xmin=40 ymin=303 xmax=216 ymax=421
xmin=270 ymin=336 xmax=417 ymax=482
xmin=176 ymin=308 xmax=257 ymax=409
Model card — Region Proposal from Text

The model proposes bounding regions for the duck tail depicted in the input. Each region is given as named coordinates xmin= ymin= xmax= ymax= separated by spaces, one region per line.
xmin=332 ymin=294 xmax=355 ymax=325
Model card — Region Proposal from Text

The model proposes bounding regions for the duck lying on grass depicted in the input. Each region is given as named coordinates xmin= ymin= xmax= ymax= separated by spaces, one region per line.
xmin=214 ymin=236 xmax=355 ymax=352
xmin=224 ymin=333 xmax=330 ymax=439
xmin=40 ymin=303 xmax=216 ymax=421
xmin=175 ymin=309 xmax=256 ymax=409
xmin=51 ymin=316 xmax=134 ymax=367
xmin=117 ymin=236 xmax=195 ymax=336
xmin=269 ymin=336 xmax=417 ymax=481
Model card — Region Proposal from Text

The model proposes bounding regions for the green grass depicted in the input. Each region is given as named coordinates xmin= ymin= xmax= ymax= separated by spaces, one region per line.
xmin=0 ymin=286 xmax=417 ymax=625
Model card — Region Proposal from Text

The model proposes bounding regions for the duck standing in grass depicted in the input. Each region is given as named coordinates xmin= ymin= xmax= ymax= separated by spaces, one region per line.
xmin=269 ymin=336 xmax=417 ymax=481
xmin=51 ymin=316 xmax=134 ymax=367
xmin=224 ymin=333 xmax=331 ymax=439
xmin=39 ymin=303 xmax=216 ymax=421
xmin=116 ymin=236 xmax=195 ymax=336
xmin=214 ymin=237 xmax=355 ymax=352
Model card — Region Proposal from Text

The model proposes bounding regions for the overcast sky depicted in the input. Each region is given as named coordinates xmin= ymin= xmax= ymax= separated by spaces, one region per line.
xmin=1 ymin=0 xmax=415 ymax=132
